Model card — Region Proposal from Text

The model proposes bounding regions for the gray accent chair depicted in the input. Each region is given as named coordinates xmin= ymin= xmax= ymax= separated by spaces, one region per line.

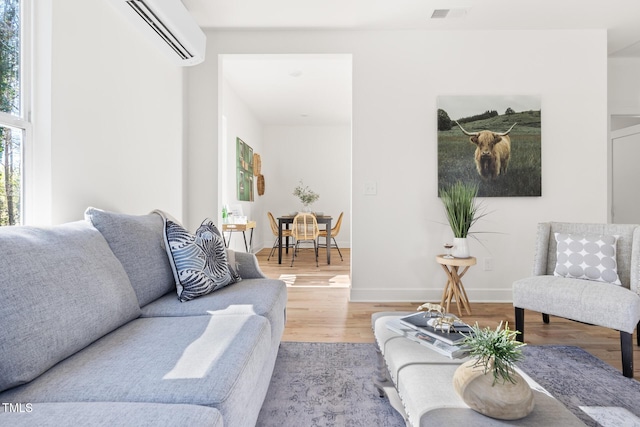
xmin=512 ymin=222 xmax=640 ymax=378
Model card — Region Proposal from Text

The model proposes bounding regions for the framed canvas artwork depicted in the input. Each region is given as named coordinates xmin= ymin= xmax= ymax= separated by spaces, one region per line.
xmin=437 ymin=95 xmax=541 ymax=197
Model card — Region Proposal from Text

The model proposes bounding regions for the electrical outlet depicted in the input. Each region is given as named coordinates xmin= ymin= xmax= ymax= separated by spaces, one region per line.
xmin=364 ymin=182 xmax=377 ymax=195
xmin=483 ymin=257 xmax=494 ymax=271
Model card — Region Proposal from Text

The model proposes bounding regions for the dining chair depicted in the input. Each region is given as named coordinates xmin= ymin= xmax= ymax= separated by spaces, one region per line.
xmin=267 ymin=212 xmax=292 ymax=261
xmin=291 ymin=213 xmax=320 ymax=267
xmin=317 ymin=212 xmax=344 ymax=261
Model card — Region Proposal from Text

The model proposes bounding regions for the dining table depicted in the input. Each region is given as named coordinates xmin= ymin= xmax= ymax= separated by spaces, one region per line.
xmin=277 ymin=214 xmax=333 ymax=265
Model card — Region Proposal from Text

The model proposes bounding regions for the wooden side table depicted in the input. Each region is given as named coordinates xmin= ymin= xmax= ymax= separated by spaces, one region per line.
xmin=222 ymin=221 xmax=256 ymax=252
xmin=436 ymin=255 xmax=476 ymax=316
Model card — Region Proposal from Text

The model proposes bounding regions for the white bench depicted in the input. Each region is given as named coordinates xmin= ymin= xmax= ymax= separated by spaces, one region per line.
xmin=372 ymin=312 xmax=585 ymax=426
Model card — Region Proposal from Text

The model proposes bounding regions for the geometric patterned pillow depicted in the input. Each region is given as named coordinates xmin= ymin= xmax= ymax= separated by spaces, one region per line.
xmin=553 ymin=232 xmax=622 ymax=285
xmin=163 ymin=218 xmax=241 ymax=302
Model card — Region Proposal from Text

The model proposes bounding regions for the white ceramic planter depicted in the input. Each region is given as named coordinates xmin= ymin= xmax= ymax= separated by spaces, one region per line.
xmin=452 ymin=237 xmax=470 ymax=258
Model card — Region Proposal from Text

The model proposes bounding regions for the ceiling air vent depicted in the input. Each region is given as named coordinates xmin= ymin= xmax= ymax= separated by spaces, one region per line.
xmin=431 ymin=9 xmax=450 ymax=19
xmin=431 ymin=8 xmax=469 ymax=19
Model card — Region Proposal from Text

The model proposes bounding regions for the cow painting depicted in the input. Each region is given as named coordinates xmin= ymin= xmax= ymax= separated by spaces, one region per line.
xmin=455 ymin=121 xmax=517 ymax=180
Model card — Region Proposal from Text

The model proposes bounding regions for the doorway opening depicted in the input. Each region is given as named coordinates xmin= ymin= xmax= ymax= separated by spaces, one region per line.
xmin=610 ymin=115 xmax=640 ymax=223
xmin=219 ymin=53 xmax=353 ymax=288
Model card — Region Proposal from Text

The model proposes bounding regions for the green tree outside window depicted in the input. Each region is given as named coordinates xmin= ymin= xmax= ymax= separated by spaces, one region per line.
xmin=0 ymin=0 xmax=22 ymax=226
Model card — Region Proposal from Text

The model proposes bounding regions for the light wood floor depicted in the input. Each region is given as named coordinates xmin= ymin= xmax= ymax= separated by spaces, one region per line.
xmin=256 ymin=247 xmax=640 ymax=377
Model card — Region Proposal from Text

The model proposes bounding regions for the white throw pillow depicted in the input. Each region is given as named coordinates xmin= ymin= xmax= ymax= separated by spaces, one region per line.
xmin=553 ymin=232 xmax=621 ymax=285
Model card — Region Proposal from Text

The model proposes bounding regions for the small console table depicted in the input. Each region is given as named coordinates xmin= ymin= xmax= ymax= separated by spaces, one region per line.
xmin=222 ymin=221 xmax=256 ymax=252
xmin=436 ymin=255 xmax=476 ymax=316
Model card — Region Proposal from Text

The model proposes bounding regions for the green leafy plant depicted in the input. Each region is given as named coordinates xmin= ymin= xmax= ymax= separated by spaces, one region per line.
xmin=439 ymin=180 xmax=486 ymax=238
xmin=462 ymin=321 xmax=526 ymax=385
xmin=293 ymin=180 xmax=319 ymax=206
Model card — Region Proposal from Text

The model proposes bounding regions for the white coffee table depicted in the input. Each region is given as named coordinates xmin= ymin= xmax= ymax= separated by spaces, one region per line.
xmin=372 ymin=312 xmax=586 ymax=426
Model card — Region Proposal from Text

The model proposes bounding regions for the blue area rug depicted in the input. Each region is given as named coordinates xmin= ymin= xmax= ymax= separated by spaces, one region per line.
xmin=257 ymin=342 xmax=640 ymax=427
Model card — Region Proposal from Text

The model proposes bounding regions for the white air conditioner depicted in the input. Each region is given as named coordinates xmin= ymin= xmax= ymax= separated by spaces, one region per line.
xmin=108 ymin=0 xmax=206 ymax=66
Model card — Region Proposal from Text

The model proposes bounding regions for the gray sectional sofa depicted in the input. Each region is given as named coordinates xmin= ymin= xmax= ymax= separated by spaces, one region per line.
xmin=0 ymin=208 xmax=287 ymax=427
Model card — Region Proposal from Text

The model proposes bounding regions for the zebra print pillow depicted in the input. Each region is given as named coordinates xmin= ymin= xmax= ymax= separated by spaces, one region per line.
xmin=163 ymin=218 xmax=241 ymax=302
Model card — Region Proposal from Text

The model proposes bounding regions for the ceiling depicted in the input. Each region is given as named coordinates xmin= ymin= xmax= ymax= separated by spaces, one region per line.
xmin=222 ymin=54 xmax=352 ymax=126
xmin=185 ymin=0 xmax=640 ymax=125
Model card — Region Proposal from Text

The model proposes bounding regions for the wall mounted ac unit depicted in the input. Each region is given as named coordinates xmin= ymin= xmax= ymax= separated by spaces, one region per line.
xmin=108 ymin=0 xmax=206 ymax=66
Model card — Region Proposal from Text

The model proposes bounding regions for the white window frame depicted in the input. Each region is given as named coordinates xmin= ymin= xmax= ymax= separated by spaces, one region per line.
xmin=0 ymin=0 xmax=32 ymax=225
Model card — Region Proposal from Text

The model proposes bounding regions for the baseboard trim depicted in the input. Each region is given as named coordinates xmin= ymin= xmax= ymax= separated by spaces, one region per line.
xmin=349 ymin=288 xmax=514 ymax=303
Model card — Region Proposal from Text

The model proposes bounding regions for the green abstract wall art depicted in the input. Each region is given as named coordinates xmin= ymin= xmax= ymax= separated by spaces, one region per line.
xmin=236 ymin=137 xmax=254 ymax=202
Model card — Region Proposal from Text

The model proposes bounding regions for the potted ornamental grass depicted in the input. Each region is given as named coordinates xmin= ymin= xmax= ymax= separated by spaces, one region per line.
xmin=439 ymin=180 xmax=486 ymax=258
xmin=463 ymin=321 xmax=526 ymax=385
xmin=453 ymin=321 xmax=534 ymax=420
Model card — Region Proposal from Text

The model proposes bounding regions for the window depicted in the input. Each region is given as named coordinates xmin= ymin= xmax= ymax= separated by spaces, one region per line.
xmin=0 ymin=0 xmax=28 ymax=226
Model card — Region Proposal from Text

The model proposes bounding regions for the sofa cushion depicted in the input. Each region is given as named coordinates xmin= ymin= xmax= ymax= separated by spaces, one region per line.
xmin=0 ymin=315 xmax=273 ymax=427
xmin=140 ymin=278 xmax=287 ymax=342
xmin=84 ymin=207 xmax=176 ymax=307
xmin=0 ymin=221 xmax=141 ymax=393
xmin=553 ymin=232 xmax=622 ymax=285
xmin=162 ymin=217 xmax=240 ymax=302
xmin=0 ymin=402 xmax=223 ymax=427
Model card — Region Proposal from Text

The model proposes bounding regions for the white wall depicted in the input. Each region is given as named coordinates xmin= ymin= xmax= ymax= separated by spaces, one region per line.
xmin=188 ymin=29 xmax=608 ymax=302
xmin=609 ymin=58 xmax=640 ymax=115
xmin=34 ymin=4 xmax=611 ymax=302
xmin=36 ymin=0 xmax=185 ymax=224
xmin=221 ymin=78 xmax=265 ymax=251
xmin=262 ymin=125 xmax=351 ymax=249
